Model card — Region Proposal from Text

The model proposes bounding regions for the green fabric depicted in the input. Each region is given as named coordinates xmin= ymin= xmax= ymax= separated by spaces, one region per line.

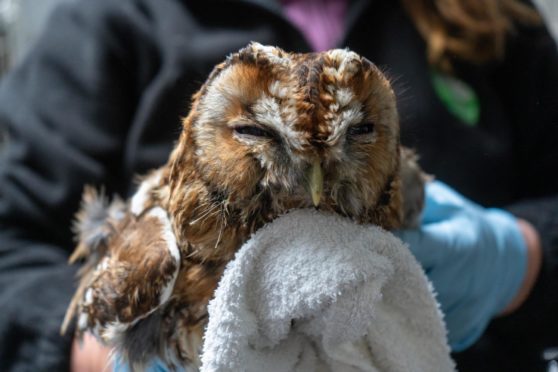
xmin=431 ymin=70 xmax=480 ymax=126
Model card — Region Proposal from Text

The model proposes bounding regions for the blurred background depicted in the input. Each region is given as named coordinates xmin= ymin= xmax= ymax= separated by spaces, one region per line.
xmin=0 ymin=0 xmax=556 ymax=153
xmin=0 ymin=0 xmax=556 ymax=77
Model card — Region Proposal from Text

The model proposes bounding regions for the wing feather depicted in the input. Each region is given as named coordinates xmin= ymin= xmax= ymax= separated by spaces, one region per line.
xmin=69 ymin=207 xmax=180 ymax=345
xmin=62 ymin=196 xmax=181 ymax=358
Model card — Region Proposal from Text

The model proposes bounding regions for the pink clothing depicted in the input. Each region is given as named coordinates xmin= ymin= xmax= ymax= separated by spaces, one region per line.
xmin=280 ymin=0 xmax=348 ymax=52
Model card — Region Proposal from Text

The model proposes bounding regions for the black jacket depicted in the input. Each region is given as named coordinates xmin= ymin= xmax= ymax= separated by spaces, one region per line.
xmin=0 ymin=0 xmax=556 ymax=370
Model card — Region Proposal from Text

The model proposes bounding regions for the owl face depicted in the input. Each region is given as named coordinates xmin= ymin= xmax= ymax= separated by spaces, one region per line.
xmin=182 ymin=43 xmax=402 ymax=227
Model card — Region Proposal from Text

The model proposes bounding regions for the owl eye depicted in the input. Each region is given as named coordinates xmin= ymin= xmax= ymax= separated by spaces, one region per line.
xmin=233 ymin=125 xmax=275 ymax=139
xmin=347 ymin=122 xmax=375 ymax=136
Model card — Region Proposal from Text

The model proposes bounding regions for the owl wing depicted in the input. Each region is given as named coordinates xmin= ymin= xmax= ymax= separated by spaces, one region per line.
xmin=62 ymin=186 xmax=126 ymax=335
xmin=63 ymin=204 xmax=180 ymax=346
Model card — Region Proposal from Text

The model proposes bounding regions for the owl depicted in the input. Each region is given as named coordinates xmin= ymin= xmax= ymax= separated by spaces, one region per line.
xmin=62 ymin=43 xmax=426 ymax=370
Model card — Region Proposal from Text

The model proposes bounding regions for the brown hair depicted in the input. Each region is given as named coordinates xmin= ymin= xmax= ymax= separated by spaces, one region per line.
xmin=401 ymin=0 xmax=541 ymax=71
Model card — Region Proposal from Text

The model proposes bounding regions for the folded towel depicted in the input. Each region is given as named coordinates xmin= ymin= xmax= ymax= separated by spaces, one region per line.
xmin=200 ymin=209 xmax=455 ymax=372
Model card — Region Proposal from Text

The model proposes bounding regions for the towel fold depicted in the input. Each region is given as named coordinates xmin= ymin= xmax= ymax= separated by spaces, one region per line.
xmin=200 ymin=209 xmax=455 ymax=372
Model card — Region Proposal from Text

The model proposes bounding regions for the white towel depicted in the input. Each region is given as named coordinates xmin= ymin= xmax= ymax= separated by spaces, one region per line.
xmin=200 ymin=209 xmax=455 ymax=372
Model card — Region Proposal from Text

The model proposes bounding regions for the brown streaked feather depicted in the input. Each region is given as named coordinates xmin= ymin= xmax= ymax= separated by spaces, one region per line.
xmin=62 ymin=188 xmax=126 ymax=334
xmin=63 ymin=206 xmax=180 ymax=338
xmin=69 ymin=186 xmax=125 ymax=264
xmin=88 ymin=213 xmax=177 ymax=324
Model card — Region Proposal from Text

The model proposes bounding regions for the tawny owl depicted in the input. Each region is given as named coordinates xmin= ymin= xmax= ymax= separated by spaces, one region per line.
xmin=62 ymin=43 xmax=426 ymax=370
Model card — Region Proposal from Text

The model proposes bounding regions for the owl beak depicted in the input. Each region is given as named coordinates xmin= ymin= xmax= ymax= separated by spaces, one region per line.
xmin=306 ymin=160 xmax=324 ymax=207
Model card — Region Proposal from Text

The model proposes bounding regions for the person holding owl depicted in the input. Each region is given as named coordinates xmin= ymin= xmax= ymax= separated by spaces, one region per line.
xmin=0 ymin=0 xmax=556 ymax=371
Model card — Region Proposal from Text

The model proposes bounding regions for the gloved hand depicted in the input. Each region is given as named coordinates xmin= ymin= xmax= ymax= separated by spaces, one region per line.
xmin=396 ymin=181 xmax=528 ymax=351
xmin=113 ymin=357 xmax=180 ymax=372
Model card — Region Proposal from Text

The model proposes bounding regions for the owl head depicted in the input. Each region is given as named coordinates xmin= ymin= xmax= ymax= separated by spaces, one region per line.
xmin=167 ymin=43 xmax=403 ymax=235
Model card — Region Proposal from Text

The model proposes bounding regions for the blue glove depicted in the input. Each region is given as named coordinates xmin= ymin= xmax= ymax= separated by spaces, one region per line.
xmin=113 ymin=358 xmax=183 ymax=372
xmin=397 ymin=181 xmax=527 ymax=351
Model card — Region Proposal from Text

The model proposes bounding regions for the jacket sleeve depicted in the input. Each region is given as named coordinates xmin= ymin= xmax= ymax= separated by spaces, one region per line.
xmin=489 ymin=11 xmax=558 ymax=353
xmin=0 ymin=2 xmax=137 ymax=370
